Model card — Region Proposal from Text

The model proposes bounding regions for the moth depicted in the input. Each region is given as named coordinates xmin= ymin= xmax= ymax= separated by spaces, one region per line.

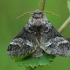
xmin=7 ymin=10 xmax=70 ymax=57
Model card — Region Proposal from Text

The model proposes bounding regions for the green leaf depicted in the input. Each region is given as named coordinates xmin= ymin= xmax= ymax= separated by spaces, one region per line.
xmin=67 ymin=0 xmax=70 ymax=12
xmin=16 ymin=53 xmax=55 ymax=68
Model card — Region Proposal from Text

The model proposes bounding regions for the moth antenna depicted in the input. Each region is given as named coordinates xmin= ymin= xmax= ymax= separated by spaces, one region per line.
xmin=43 ymin=11 xmax=60 ymax=17
xmin=16 ymin=10 xmax=60 ymax=19
xmin=16 ymin=11 xmax=34 ymax=19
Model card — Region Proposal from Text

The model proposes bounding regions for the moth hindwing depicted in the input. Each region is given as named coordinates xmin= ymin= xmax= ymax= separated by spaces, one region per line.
xmin=7 ymin=10 xmax=70 ymax=57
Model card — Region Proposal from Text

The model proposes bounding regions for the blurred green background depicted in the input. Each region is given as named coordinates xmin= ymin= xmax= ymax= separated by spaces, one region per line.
xmin=0 ymin=0 xmax=70 ymax=70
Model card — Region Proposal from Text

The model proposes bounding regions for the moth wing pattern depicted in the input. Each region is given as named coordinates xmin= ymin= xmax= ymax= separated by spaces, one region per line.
xmin=41 ymin=21 xmax=70 ymax=56
xmin=7 ymin=22 xmax=36 ymax=57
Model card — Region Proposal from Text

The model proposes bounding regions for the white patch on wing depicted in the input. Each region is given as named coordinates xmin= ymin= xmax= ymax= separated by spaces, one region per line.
xmin=45 ymin=42 xmax=52 ymax=47
xmin=10 ymin=38 xmax=24 ymax=47
xmin=26 ymin=40 xmax=33 ymax=47
xmin=10 ymin=42 xmax=21 ymax=47
xmin=45 ymin=37 xmax=69 ymax=47
xmin=57 ymin=40 xmax=68 ymax=46
xmin=12 ymin=38 xmax=23 ymax=42
xmin=54 ymin=37 xmax=68 ymax=46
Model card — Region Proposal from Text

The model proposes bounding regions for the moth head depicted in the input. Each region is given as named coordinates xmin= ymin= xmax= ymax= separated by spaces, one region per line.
xmin=28 ymin=10 xmax=48 ymax=26
xmin=31 ymin=10 xmax=44 ymax=19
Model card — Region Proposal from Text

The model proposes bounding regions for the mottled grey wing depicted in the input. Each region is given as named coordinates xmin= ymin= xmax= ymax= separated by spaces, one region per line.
xmin=7 ymin=23 xmax=36 ymax=57
xmin=41 ymin=21 xmax=70 ymax=57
